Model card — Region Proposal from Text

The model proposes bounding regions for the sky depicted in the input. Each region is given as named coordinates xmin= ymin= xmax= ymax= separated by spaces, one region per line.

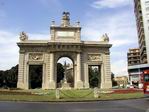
xmin=0 ymin=0 xmax=138 ymax=76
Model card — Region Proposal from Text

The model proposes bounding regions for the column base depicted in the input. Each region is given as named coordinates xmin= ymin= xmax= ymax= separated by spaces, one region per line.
xmin=42 ymin=83 xmax=49 ymax=89
xmin=49 ymin=81 xmax=56 ymax=89
xmin=17 ymin=82 xmax=24 ymax=89
xmin=100 ymin=81 xmax=112 ymax=89
xmin=17 ymin=82 xmax=28 ymax=89
xmin=84 ymin=82 xmax=89 ymax=89
xmin=61 ymin=82 xmax=71 ymax=90
xmin=75 ymin=81 xmax=83 ymax=89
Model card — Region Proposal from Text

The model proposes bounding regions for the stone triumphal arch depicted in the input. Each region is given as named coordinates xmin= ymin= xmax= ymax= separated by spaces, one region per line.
xmin=17 ymin=12 xmax=112 ymax=89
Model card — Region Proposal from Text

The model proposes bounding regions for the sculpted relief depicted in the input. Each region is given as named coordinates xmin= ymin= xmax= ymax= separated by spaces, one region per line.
xmin=29 ymin=53 xmax=43 ymax=61
xmin=19 ymin=31 xmax=28 ymax=41
xmin=88 ymin=54 xmax=102 ymax=61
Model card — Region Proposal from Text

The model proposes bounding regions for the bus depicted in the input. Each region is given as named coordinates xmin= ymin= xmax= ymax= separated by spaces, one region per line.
xmin=143 ymin=70 xmax=149 ymax=97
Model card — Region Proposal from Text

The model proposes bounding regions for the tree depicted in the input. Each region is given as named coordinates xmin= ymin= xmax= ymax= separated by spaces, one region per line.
xmin=5 ymin=65 xmax=18 ymax=88
xmin=111 ymin=72 xmax=117 ymax=86
xmin=0 ymin=65 xmax=18 ymax=88
xmin=57 ymin=63 xmax=64 ymax=83
xmin=29 ymin=65 xmax=42 ymax=89
xmin=0 ymin=70 xmax=4 ymax=87
xmin=89 ymin=66 xmax=100 ymax=88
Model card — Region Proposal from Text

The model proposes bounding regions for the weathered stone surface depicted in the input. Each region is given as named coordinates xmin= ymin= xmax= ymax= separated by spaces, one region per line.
xmin=17 ymin=12 xmax=112 ymax=89
xmin=94 ymin=87 xmax=99 ymax=98
xmin=56 ymin=89 xmax=60 ymax=99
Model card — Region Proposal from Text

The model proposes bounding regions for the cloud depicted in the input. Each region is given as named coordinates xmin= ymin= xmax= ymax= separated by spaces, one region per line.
xmin=39 ymin=0 xmax=63 ymax=11
xmin=0 ymin=0 xmax=137 ymax=77
xmin=0 ymin=31 xmax=18 ymax=44
xmin=91 ymin=0 xmax=132 ymax=9
xmin=0 ymin=30 xmax=19 ymax=70
xmin=0 ymin=30 xmax=49 ymax=70
xmin=29 ymin=33 xmax=49 ymax=40
xmin=111 ymin=59 xmax=128 ymax=76
xmin=111 ymin=39 xmax=136 ymax=47
xmin=110 ymin=51 xmax=128 ymax=76
xmin=82 ymin=10 xmax=137 ymax=47
xmin=57 ymin=57 xmax=73 ymax=65
xmin=82 ymin=2 xmax=137 ymax=75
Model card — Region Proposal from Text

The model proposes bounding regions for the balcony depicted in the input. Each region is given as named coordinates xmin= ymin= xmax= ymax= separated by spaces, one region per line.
xmin=138 ymin=31 xmax=145 ymax=42
xmin=140 ymin=45 xmax=146 ymax=55
xmin=140 ymin=39 xmax=145 ymax=49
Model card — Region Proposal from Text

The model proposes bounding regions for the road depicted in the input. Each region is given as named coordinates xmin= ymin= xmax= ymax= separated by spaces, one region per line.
xmin=0 ymin=98 xmax=148 ymax=112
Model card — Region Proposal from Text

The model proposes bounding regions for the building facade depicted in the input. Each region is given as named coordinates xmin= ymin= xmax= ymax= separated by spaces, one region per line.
xmin=127 ymin=48 xmax=140 ymax=66
xmin=114 ymin=76 xmax=128 ymax=88
xmin=127 ymin=48 xmax=141 ymax=86
xmin=17 ymin=12 xmax=112 ymax=89
xmin=127 ymin=0 xmax=149 ymax=87
xmin=134 ymin=0 xmax=149 ymax=64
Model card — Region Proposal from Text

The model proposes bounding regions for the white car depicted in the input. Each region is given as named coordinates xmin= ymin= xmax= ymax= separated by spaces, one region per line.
xmin=126 ymin=84 xmax=134 ymax=88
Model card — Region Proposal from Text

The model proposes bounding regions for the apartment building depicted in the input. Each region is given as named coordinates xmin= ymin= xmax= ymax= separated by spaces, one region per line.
xmin=134 ymin=0 xmax=149 ymax=64
xmin=127 ymin=48 xmax=140 ymax=66
xmin=127 ymin=0 xmax=149 ymax=87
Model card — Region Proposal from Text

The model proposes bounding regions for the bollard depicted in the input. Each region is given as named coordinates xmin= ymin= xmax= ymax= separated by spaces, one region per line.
xmin=56 ymin=89 xmax=60 ymax=99
xmin=94 ymin=87 xmax=99 ymax=98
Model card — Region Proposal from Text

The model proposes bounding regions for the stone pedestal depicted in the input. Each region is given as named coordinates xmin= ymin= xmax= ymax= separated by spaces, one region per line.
xmin=61 ymin=82 xmax=71 ymax=89
xmin=17 ymin=82 xmax=25 ymax=89
xmin=56 ymin=89 xmax=60 ymax=99
xmin=84 ymin=82 xmax=89 ymax=88
xmin=100 ymin=82 xmax=112 ymax=89
xmin=76 ymin=81 xmax=83 ymax=89
xmin=94 ymin=87 xmax=99 ymax=98
xmin=49 ymin=81 xmax=56 ymax=89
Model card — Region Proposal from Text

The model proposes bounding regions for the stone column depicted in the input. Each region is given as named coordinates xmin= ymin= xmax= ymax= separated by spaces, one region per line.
xmin=24 ymin=53 xmax=29 ymax=89
xmin=100 ymin=63 xmax=105 ymax=89
xmin=75 ymin=53 xmax=83 ymax=89
xmin=24 ymin=64 xmax=29 ymax=89
xmin=84 ymin=63 xmax=89 ymax=88
xmin=17 ymin=53 xmax=25 ymax=89
xmin=49 ymin=53 xmax=56 ymax=89
xmin=43 ymin=53 xmax=50 ymax=89
xmin=101 ymin=53 xmax=112 ymax=89
xmin=42 ymin=63 xmax=46 ymax=89
xmin=104 ymin=53 xmax=112 ymax=88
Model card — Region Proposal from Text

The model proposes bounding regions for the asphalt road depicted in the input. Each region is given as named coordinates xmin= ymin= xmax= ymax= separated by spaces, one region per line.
xmin=0 ymin=99 xmax=149 ymax=112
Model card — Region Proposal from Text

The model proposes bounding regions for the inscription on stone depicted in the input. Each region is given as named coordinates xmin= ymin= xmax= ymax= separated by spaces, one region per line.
xmin=57 ymin=31 xmax=75 ymax=37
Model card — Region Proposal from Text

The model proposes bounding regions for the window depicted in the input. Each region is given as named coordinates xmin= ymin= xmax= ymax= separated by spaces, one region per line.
xmin=146 ymin=7 xmax=149 ymax=11
xmin=145 ymin=0 xmax=149 ymax=5
xmin=146 ymin=13 xmax=149 ymax=18
xmin=144 ymin=74 xmax=149 ymax=82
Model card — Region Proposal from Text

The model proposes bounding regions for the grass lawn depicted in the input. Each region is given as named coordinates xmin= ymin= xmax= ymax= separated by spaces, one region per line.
xmin=0 ymin=89 xmax=144 ymax=102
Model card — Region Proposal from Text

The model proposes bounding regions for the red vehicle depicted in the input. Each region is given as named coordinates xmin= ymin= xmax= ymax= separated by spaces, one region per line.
xmin=142 ymin=70 xmax=149 ymax=97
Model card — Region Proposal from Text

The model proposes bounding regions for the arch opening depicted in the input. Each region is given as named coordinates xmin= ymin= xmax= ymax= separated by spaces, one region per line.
xmin=29 ymin=65 xmax=43 ymax=89
xmin=88 ymin=65 xmax=101 ymax=88
xmin=57 ymin=57 xmax=74 ymax=88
